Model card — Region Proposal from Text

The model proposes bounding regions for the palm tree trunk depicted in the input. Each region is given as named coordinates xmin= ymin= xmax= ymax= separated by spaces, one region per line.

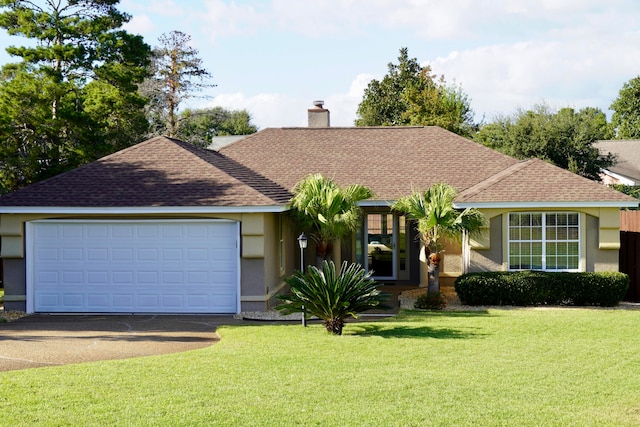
xmin=427 ymin=252 xmax=441 ymax=295
xmin=315 ymin=240 xmax=335 ymax=268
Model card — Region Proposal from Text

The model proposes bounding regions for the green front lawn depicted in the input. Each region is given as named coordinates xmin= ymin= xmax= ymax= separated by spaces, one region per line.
xmin=2 ymin=309 xmax=640 ymax=426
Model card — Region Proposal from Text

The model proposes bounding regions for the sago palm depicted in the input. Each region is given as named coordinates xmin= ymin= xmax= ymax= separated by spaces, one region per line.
xmin=276 ymin=260 xmax=389 ymax=335
xmin=289 ymin=174 xmax=373 ymax=266
xmin=392 ymin=183 xmax=487 ymax=294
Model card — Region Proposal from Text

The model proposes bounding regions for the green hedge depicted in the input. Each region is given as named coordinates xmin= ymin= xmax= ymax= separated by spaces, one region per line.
xmin=454 ymin=271 xmax=629 ymax=307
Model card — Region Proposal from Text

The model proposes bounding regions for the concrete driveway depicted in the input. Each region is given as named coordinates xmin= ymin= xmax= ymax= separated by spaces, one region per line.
xmin=0 ymin=314 xmax=244 ymax=372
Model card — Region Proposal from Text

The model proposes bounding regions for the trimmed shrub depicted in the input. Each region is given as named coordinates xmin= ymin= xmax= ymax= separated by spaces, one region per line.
xmin=414 ymin=292 xmax=447 ymax=310
xmin=455 ymin=271 xmax=629 ymax=307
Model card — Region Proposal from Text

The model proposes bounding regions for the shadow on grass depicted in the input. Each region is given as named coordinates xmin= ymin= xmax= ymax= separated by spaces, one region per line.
xmin=350 ymin=309 xmax=492 ymax=339
xmin=351 ymin=323 xmax=485 ymax=339
xmin=390 ymin=309 xmax=493 ymax=321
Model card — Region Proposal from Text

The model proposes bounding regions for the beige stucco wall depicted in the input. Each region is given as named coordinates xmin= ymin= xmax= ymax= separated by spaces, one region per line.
xmin=469 ymin=215 xmax=504 ymax=272
xmin=469 ymin=208 xmax=622 ymax=273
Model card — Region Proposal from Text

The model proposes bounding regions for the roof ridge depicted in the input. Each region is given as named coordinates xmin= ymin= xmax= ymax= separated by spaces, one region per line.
xmin=457 ymin=158 xmax=538 ymax=201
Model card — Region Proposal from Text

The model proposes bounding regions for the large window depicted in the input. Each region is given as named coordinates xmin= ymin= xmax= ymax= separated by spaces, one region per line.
xmin=508 ymin=212 xmax=580 ymax=271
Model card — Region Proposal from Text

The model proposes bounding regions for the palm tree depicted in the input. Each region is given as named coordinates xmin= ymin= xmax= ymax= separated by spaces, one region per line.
xmin=392 ymin=183 xmax=487 ymax=294
xmin=276 ymin=260 xmax=389 ymax=335
xmin=289 ymin=174 xmax=373 ymax=267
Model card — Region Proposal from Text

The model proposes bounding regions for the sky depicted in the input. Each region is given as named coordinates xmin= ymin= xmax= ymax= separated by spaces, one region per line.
xmin=1 ymin=0 xmax=639 ymax=129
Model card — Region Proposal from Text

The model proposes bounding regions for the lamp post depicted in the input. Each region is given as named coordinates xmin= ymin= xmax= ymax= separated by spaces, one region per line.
xmin=297 ymin=232 xmax=308 ymax=327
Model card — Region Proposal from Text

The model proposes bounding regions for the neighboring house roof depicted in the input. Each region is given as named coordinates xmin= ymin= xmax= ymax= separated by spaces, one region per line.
xmin=207 ymin=135 xmax=247 ymax=151
xmin=0 ymin=136 xmax=291 ymax=209
xmin=595 ymin=139 xmax=640 ymax=185
xmin=456 ymin=158 xmax=637 ymax=208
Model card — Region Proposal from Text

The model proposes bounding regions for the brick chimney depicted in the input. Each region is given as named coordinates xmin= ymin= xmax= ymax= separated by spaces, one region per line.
xmin=308 ymin=100 xmax=330 ymax=127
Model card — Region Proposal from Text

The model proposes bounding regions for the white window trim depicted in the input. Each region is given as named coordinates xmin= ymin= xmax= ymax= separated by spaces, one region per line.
xmin=507 ymin=212 xmax=581 ymax=272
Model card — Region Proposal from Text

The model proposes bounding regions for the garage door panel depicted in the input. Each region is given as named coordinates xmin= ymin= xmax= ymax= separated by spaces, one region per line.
xmin=138 ymin=294 xmax=159 ymax=308
xmin=87 ymin=225 xmax=108 ymax=238
xmin=163 ymin=248 xmax=184 ymax=261
xmin=87 ymin=271 xmax=109 ymax=284
xmin=62 ymin=271 xmax=83 ymax=284
xmin=87 ymin=248 xmax=109 ymax=261
xmin=88 ymin=294 xmax=109 ymax=307
xmin=112 ymin=225 xmax=134 ymax=238
xmin=112 ymin=294 xmax=134 ymax=307
xmin=62 ymin=225 xmax=83 ymax=238
xmin=29 ymin=220 xmax=239 ymax=314
xmin=37 ymin=294 xmax=59 ymax=308
xmin=113 ymin=248 xmax=134 ymax=261
xmin=36 ymin=247 xmax=58 ymax=261
xmin=63 ymin=294 xmax=83 ymax=307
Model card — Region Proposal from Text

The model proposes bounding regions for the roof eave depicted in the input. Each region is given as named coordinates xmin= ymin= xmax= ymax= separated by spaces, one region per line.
xmin=0 ymin=205 xmax=289 ymax=215
xmin=600 ymin=168 xmax=640 ymax=186
xmin=454 ymin=201 xmax=640 ymax=209
xmin=358 ymin=200 xmax=395 ymax=208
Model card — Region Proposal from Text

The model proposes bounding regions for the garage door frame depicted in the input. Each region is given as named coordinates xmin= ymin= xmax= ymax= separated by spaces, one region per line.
xmin=25 ymin=219 xmax=241 ymax=314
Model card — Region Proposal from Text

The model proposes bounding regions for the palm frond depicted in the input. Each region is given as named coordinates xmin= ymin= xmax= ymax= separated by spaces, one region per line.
xmin=288 ymin=174 xmax=374 ymax=246
xmin=392 ymin=182 xmax=487 ymax=251
xmin=276 ymin=261 xmax=390 ymax=335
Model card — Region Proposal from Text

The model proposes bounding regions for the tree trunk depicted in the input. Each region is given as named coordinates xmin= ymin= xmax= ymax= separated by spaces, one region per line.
xmin=427 ymin=252 xmax=442 ymax=295
xmin=315 ymin=240 xmax=334 ymax=268
xmin=419 ymin=244 xmax=429 ymax=288
xmin=324 ymin=318 xmax=344 ymax=335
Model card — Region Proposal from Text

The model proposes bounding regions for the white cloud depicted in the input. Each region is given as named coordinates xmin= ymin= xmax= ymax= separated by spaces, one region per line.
xmin=123 ymin=14 xmax=155 ymax=34
xmin=428 ymin=5 xmax=640 ymax=121
xmin=207 ymin=93 xmax=307 ymax=128
xmin=203 ymin=72 xmax=374 ymax=129
xmin=197 ymin=1 xmax=268 ymax=44
xmin=8 ymin=0 xmax=638 ymax=131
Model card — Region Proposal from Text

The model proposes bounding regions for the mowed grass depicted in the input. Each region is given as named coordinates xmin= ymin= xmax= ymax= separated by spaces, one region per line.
xmin=2 ymin=309 xmax=640 ymax=426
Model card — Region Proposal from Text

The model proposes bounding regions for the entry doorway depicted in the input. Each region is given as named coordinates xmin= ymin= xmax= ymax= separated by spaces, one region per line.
xmin=362 ymin=213 xmax=409 ymax=281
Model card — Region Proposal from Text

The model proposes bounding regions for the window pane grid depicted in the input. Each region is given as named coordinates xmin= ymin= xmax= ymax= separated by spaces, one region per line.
xmin=509 ymin=213 xmax=579 ymax=272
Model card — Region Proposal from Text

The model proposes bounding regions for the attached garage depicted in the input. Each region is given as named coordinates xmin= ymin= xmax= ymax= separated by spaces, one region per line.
xmin=25 ymin=219 xmax=240 ymax=314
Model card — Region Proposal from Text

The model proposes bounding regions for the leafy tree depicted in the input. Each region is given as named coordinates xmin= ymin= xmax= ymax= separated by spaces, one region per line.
xmin=474 ymin=105 xmax=615 ymax=181
xmin=0 ymin=0 xmax=150 ymax=192
xmin=610 ymin=76 xmax=640 ymax=139
xmin=355 ymin=47 xmax=475 ymax=136
xmin=175 ymin=107 xmax=258 ymax=147
xmin=356 ymin=47 xmax=423 ymax=127
xmin=276 ymin=260 xmax=389 ymax=335
xmin=141 ymin=30 xmax=214 ymax=137
xmin=392 ymin=183 xmax=487 ymax=295
xmin=289 ymin=174 xmax=373 ymax=267
xmin=610 ymin=184 xmax=640 ymax=200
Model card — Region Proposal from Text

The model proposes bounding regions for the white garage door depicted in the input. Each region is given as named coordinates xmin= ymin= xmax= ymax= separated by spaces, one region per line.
xmin=26 ymin=220 xmax=240 ymax=314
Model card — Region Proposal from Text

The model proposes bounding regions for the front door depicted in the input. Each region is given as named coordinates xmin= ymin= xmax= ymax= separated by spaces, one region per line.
xmin=363 ymin=213 xmax=408 ymax=280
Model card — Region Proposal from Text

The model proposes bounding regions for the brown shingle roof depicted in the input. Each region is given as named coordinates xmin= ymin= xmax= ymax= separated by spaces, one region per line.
xmin=457 ymin=158 xmax=638 ymax=204
xmin=220 ymin=126 xmax=520 ymax=200
xmin=1 ymin=128 xmax=635 ymax=209
xmin=0 ymin=136 xmax=291 ymax=207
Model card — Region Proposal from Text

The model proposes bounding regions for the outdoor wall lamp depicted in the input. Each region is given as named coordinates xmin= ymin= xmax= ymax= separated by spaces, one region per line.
xmin=297 ymin=232 xmax=308 ymax=327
